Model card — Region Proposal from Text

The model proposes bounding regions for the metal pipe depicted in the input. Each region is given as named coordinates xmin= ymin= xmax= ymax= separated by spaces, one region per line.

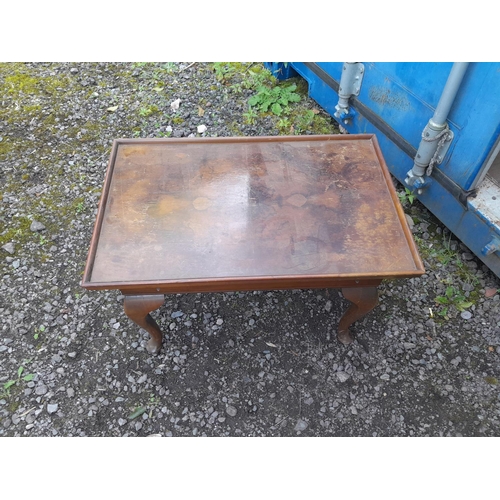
xmin=334 ymin=63 xmax=364 ymax=123
xmin=405 ymin=62 xmax=470 ymax=188
xmin=431 ymin=62 xmax=469 ymax=128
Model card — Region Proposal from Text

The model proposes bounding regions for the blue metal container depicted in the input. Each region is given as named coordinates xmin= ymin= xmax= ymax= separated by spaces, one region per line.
xmin=266 ymin=62 xmax=500 ymax=278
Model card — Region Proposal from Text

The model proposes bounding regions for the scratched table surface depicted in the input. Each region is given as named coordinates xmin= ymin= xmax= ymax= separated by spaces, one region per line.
xmin=82 ymin=135 xmax=424 ymax=292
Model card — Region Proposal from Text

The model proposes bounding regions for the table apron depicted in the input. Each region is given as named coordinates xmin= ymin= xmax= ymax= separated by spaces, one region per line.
xmin=112 ymin=278 xmax=384 ymax=295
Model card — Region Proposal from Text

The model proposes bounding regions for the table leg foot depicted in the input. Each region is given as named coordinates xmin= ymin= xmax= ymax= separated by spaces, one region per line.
xmin=123 ymin=295 xmax=165 ymax=354
xmin=338 ymin=287 xmax=379 ymax=345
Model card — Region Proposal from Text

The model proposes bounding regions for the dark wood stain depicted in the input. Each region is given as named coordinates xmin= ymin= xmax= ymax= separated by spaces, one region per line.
xmin=82 ymin=135 xmax=424 ymax=293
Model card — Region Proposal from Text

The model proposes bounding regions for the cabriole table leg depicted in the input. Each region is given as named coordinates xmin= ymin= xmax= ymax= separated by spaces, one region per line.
xmin=123 ymin=294 xmax=165 ymax=354
xmin=338 ymin=287 xmax=379 ymax=345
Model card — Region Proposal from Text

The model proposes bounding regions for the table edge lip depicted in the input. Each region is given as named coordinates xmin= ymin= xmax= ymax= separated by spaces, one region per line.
xmin=81 ymin=133 xmax=426 ymax=287
xmin=81 ymin=270 xmax=424 ymax=292
xmin=108 ymin=134 xmax=377 ymax=146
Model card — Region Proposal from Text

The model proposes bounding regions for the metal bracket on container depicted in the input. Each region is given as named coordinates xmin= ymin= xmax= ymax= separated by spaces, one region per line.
xmin=405 ymin=125 xmax=454 ymax=192
xmin=424 ymin=127 xmax=454 ymax=176
xmin=482 ymin=237 xmax=500 ymax=256
xmin=334 ymin=63 xmax=365 ymax=124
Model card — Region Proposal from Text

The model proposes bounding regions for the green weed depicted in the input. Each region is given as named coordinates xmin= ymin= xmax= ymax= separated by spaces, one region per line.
xmin=435 ymin=286 xmax=473 ymax=319
xmin=248 ymin=83 xmax=301 ymax=116
xmin=398 ymin=187 xmax=415 ymax=206
xmin=2 ymin=363 xmax=35 ymax=397
xmin=138 ymin=105 xmax=159 ymax=117
xmin=243 ymin=107 xmax=259 ymax=125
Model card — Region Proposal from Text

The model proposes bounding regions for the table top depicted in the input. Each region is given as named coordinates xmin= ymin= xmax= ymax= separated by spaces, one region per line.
xmin=82 ymin=135 xmax=424 ymax=293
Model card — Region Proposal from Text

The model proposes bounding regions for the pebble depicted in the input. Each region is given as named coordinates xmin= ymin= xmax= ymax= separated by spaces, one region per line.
xmin=2 ymin=243 xmax=15 ymax=254
xmin=461 ymin=311 xmax=472 ymax=320
xmin=47 ymin=403 xmax=58 ymax=414
xmin=30 ymin=221 xmax=46 ymax=232
xmin=294 ymin=419 xmax=308 ymax=432
xmin=226 ymin=406 xmax=237 ymax=417
xmin=35 ymin=385 xmax=48 ymax=395
xmin=336 ymin=372 xmax=350 ymax=382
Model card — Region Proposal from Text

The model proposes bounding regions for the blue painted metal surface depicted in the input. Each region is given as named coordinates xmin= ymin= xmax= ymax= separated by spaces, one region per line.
xmin=266 ymin=62 xmax=500 ymax=278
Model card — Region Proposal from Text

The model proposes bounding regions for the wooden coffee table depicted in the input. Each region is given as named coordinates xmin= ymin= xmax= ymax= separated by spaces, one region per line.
xmin=81 ymin=135 xmax=424 ymax=354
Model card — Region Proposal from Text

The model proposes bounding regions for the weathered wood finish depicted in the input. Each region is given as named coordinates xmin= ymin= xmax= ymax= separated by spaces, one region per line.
xmin=338 ymin=286 xmax=380 ymax=345
xmin=81 ymin=135 xmax=424 ymax=352
xmin=123 ymin=295 xmax=165 ymax=354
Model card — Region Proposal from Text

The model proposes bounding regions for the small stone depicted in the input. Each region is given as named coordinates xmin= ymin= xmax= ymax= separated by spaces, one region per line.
xmin=248 ymin=318 xmax=255 ymax=326
xmin=226 ymin=405 xmax=237 ymax=417
xmin=461 ymin=311 xmax=472 ymax=320
xmin=35 ymin=385 xmax=48 ymax=395
xmin=403 ymin=342 xmax=416 ymax=349
xmin=324 ymin=300 xmax=332 ymax=313
xmin=67 ymin=388 xmax=75 ymax=397
xmin=405 ymin=213 xmax=414 ymax=229
xmin=47 ymin=403 xmax=58 ymax=414
xmin=171 ymin=311 xmax=183 ymax=318
xmin=2 ymin=242 xmax=15 ymax=254
xmin=294 ymin=419 xmax=308 ymax=432
xmin=30 ymin=221 xmax=46 ymax=232
xmin=12 ymin=260 xmax=20 ymax=269
xmin=70 ymin=67 xmax=79 ymax=74
xmin=137 ymin=374 xmax=147 ymax=384
xmin=303 ymin=397 xmax=314 ymax=406
xmin=170 ymin=98 xmax=181 ymax=111
xmin=380 ymin=373 xmax=390 ymax=381
xmin=336 ymin=371 xmax=350 ymax=383
xmin=118 ymin=418 xmax=127 ymax=426
xmin=68 ymin=352 xmax=77 ymax=358
xmin=216 ymin=318 xmax=223 ymax=325
xmin=197 ymin=124 xmax=207 ymax=134
xmin=113 ymin=322 xmax=120 ymax=329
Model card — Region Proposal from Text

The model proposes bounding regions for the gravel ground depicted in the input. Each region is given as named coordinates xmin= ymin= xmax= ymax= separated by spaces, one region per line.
xmin=1 ymin=62 xmax=499 ymax=437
